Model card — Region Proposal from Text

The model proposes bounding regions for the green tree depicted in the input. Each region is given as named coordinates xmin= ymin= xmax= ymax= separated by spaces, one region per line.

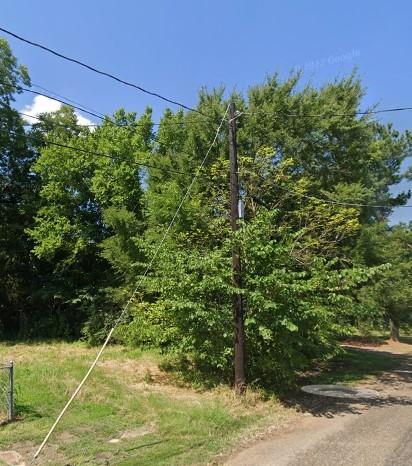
xmin=356 ymin=223 xmax=412 ymax=340
xmin=113 ymin=72 xmax=410 ymax=383
xmin=27 ymin=108 xmax=153 ymax=337
xmin=0 ymin=38 xmax=36 ymax=337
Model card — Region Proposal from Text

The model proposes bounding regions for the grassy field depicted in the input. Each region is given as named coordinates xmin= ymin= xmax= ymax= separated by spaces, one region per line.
xmin=298 ymin=336 xmax=412 ymax=387
xmin=0 ymin=338 xmax=410 ymax=465
xmin=0 ymin=342 xmax=290 ymax=466
xmin=305 ymin=347 xmax=403 ymax=385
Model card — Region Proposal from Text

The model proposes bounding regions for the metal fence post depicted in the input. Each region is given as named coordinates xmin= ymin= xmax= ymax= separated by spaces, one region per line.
xmin=8 ymin=361 xmax=14 ymax=421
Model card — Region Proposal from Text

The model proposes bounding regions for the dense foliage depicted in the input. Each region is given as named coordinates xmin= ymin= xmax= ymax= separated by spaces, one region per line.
xmin=355 ymin=222 xmax=412 ymax=340
xmin=1 ymin=39 xmax=411 ymax=383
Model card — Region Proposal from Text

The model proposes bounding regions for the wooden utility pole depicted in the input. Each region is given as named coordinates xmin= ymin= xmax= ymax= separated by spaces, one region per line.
xmin=228 ymin=102 xmax=246 ymax=393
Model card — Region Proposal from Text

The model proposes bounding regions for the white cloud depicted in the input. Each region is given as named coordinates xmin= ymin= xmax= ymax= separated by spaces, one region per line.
xmin=21 ymin=95 xmax=94 ymax=127
xmin=75 ymin=113 xmax=94 ymax=127
xmin=21 ymin=95 xmax=60 ymax=124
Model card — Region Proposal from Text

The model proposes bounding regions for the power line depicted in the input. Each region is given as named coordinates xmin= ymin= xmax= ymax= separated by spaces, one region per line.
xmin=11 ymin=107 xmax=207 ymax=131
xmin=19 ymin=108 xmax=215 ymax=129
xmin=3 ymin=111 xmax=410 ymax=208
xmin=30 ymin=104 xmax=230 ymax=465
xmin=0 ymin=82 xmax=216 ymax=129
xmin=17 ymin=86 xmax=115 ymax=124
xmin=3 ymin=121 xmax=410 ymax=208
xmin=288 ymin=107 xmax=412 ymax=117
xmin=0 ymin=26 xmax=211 ymax=118
xmin=14 ymin=108 xmax=101 ymax=129
xmin=0 ymin=78 xmax=124 ymax=127
xmin=254 ymin=177 xmax=412 ymax=209
xmin=29 ymin=82 xmax=212 ymax=128
xmin=18 ymin=83 xmax=412 ymax=129
xmin=31 ymin=82 xmax=107 ymax=118
xmin=2 ymin=108 xmax=225 ymax=176
xmin=3 ymin=26 xmax=411 ymax=121
xmin=244 ymin=105 xmax=412 ymax=121
xmin=1 ymin=105 xmax=225 ymax=179
xmin=0 ymin=127 xmax=195 ymax=176
xmin=1 ymin=79 xmax=111 ymax=125
xmin=279 ymin=183 xmax=412 ymax=209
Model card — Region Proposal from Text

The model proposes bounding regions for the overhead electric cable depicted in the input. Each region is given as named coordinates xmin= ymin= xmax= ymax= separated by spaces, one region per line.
xmin=254 ymin=176 xmax=412 ymax=209
xmin=0 ymin=82 xmax=217 ymax=129
xmin=0 ymin=127 xmax=194 ymax=176
xmin=287 ymin=187 xmax=412 ymax=209
xmin=287 ymin=107 xmax=412 ymax=117
xmin=31 ymin=82 xmax=107 ymax=118
xmin=244 ymin=105 xmax=412 ymax=120
xmin=9 ymin=107 xmax=210 ymax=130
xmin=12 ymin=109 xmax=99 ymax=129
xmin=2 ymin=27 xmax=411 ymax=120
xmin=17 ymin=86 xmax=112 ymax=124
xmin=0 ymin=26 xmax=211 ymax=117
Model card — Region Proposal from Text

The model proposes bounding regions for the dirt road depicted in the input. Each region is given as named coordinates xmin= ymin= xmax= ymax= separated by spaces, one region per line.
xmin=226 ymin=341 xmax=412 ymax=466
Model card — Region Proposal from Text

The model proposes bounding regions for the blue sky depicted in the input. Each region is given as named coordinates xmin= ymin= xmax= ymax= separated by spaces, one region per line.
xmin=2 ymin=0 xmax=411 ymax=222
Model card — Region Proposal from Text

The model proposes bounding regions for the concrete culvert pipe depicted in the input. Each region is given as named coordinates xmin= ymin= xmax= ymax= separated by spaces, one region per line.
xmin=301 ymin=384 xmax=380 ymax=400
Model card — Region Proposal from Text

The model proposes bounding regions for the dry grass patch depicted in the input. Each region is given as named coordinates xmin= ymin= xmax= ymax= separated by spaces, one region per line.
xmin=0 ymin=342 xmax=293 ymax=466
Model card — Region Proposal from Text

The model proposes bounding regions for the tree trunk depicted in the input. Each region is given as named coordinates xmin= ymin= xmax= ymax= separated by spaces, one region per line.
xmin=389 ymin=318 xmax=400 ymax=342
xmin=18 ymin=310 xmax=28 ymax=340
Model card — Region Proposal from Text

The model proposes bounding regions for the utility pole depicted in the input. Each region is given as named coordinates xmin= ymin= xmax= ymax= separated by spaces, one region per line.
xmin=228 ymin=102 xmax=246 ymax=393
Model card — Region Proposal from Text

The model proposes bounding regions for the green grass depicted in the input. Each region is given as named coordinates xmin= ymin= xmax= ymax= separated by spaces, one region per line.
xmin=2 ymin=339 xmax=409 ymax=465
xmin=0 ymin=342 xmax=287 ymax=465
xmin=306 ymin=347 xmax=406 ymax=385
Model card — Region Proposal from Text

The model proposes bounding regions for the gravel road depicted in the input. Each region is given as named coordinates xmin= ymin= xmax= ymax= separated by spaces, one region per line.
xmin=226 ymin=343 xmax=412 ymax=466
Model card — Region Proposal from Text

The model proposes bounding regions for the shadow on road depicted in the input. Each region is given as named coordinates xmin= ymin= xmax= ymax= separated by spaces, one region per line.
xmin=281 ymin=390 xmax=412 ymax=419
xmin=279 ymin=347 xmax=412 ymax=418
